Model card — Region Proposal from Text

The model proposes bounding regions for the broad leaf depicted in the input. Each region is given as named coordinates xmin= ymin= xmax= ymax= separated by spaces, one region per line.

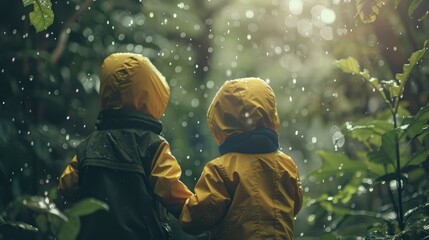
xmin=422 ymin=131 xmax=429 ymax=147
xmin=334 ymin=57 xmax=361 ymax=75
xmin=395 ymin=41 xmax=428 ymax=103
xmin=367 ymin=149 xmax=391 ymax=165
xmin=404 ymin=148 xmax=429 ymax=167
xmin=56 ymin=199 xmax=107 ymax=240
xmin=402 ymin=104 xmax=429 ymax=141
xmin=309 ymin=151 xmax=368 ymax=181
xmin=56 ymin=215 xmax=80 ymax=240
xmin=332 ymin=174 xmax=362 ymax=204
xmin=0 ymin=218 xmax=38 ymax=233
xmin=64 ymin=198 xmax=109 ymax=217
xmin=380 ymin=130 xmax=397 ymax=164
xmin=22 ymin=0 xmax=54 ymax=32
xmin=20 ymin=196 xmax=67 ymax=221
xmin=343 ymin=120 xmax=393 ymax=149
xmin=356 ymin=0 xmax=384 ymax=23
xmin=35 ymin=214 xmax=48 ymax=233
xmin=366 ymin=130 xmax=400 ymax=168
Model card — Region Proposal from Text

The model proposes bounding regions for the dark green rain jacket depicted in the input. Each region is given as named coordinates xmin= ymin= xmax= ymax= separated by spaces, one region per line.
xmin=59 ymin=53 xmax=192 ymax=240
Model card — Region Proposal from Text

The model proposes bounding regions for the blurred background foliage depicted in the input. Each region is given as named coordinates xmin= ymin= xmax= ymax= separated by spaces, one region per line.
xmin=1 ymin=0 xmax=428 ymax=239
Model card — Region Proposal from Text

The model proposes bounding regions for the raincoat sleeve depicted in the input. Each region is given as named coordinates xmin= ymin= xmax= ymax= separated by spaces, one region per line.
xmin=150 ymin=141 xmax=193 ymax=218
xmin=179 ymin=162 xmax=231 ymax=235
xmin=58 ymin=155 xmax=80 ymax=202
xmin=294 ymin=176 xmax=304 ymax=216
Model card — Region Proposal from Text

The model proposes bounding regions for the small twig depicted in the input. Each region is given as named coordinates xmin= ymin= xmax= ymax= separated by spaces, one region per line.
xmin=50 ymin=0 xmax=93 ymax=64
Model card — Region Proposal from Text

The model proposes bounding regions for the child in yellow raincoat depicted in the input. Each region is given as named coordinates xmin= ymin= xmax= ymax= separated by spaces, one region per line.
xmin=58 ymin=53 xmax=192 ymax=240
xmin=180 ymin=78 xmax=303 ymax=240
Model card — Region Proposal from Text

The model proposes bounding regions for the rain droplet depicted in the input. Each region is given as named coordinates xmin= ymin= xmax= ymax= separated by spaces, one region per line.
xmin=311 ymin=137 xmax=317 ymax=143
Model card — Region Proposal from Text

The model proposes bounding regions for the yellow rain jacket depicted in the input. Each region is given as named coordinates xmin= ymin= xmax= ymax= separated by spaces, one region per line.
xmin=180 ymin=78 xmax=303 ymax=240
xmin=59 ymin=53 xmax=192 ymax=240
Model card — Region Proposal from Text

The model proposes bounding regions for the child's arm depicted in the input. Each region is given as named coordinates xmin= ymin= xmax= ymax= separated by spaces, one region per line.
xmin=294 ymin=176 xmax=304 ymax=216
xmin=58 ymin=155 xmax=80 ymax=202
xmin=179 ymin=162 xmax=231 ymax=235
xmin=150 ymin=141 xmax=193 ymax=218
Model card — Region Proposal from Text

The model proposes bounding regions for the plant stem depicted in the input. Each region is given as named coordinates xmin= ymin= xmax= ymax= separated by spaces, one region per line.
xmin=393 ymin=109 xmax=405 ymax=231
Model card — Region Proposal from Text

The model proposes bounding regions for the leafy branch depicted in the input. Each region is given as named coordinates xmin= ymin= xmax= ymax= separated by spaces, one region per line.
xmin=334 ymin=41 xmax=427 ymax=231
xmin=307 ymin=41 xmax=428 ymax=238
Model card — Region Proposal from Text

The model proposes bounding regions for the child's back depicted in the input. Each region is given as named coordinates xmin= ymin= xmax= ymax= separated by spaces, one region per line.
xmin=180 ymin=78 xmax=303 ymax=240
xmin=59 ymin=53 xmax=192 ymax=240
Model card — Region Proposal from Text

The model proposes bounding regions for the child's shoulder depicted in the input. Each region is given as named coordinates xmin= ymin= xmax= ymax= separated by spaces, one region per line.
xmin=276 ymin=151 xmax=300 ymax=173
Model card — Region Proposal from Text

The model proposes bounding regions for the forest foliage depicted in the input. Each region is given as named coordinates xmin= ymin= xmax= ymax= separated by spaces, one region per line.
xmin=1 ymin=0 xmax=429 ymax=239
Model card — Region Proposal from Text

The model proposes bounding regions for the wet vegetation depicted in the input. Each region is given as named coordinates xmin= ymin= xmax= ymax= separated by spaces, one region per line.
xmin=1 ymin=0 xmax=428 ymax=239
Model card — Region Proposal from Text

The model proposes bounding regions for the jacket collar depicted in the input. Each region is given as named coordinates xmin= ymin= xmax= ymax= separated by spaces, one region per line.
xmin=218 ymin=128 xmax=279 ymax=155
xmin=96 ymin=108 xmax=163 ymax=134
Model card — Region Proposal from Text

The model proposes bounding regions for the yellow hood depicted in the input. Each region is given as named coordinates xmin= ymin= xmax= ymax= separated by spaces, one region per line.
xmin=100 ymin=53 xmax=169 ymax=119
xmin=207 ymin=78 xmax=280 ymax=145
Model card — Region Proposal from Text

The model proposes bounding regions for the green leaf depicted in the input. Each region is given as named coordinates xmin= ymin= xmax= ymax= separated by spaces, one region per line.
xmin=367 ymin=149 xmax=391 ymax=165
xmin=403 ymin=104 xmax=429 ymax=141
xmin=334 ymin=57 xmax=361 ymax=75
xmin=55 ymin=198 xmax=108 ymax=240
xmin=332 ymin=174 xmax=362 ymax=204
xmin=395 ymin=41 xmax=428 ymax=103
xmin=422 ymin=131 xmax=429 ymax=147
xmin=64 ymin=198 xmax=109 ymax=217
xmin=48 ymin=212 xmax=62 ymax=237
xmin=0 ymin=219 xmax=38 ymax=233
xmin=356 ymin=0 xmax=384 ymax=23
xmin=20 ymin=196 xmax=68 ymax=221
xmin=309 ymin=151 xmax=369 ymax=181
xmin=56 ymin=215 xmax=80 ymax=240
xmin=35 ymin=214 xmax=48 ymax=233
xmin=380 ymin=130 xmax=397 ymax=164
xmin=408 ymin=0 xmax=423 ymax=18
xmin=48 ymin=187 xmax=58 ymax=202
xmin=22 ymin=0 xmax=54 ymax=32
xmin=366 ymin=130 xmax=401 ymax=168
xmin=343 ymin=120 xmax=393 ymax=149
xmin=405 ymin=148 xmax=429 ymax=167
